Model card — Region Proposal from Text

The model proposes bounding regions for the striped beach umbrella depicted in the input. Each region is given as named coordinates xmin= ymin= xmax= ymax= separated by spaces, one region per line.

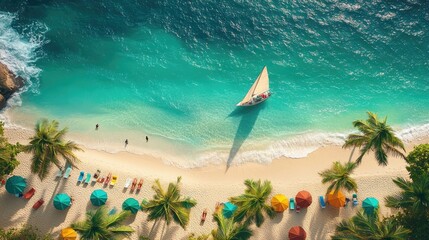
xmin=54 ymin=193 xmax=71 ymax=210
xmin=222 ymin=202 xmax=237 ymax=218
xmin=326 ymin=190 xmax=345 ymax=208
xmin=362 ymin=197 xmax=379 ymax=214
xmin=296 ymin=190 xmax=312 ymax=208
xmin=60 ymin=227 xmax=77 ymax=240
xmin=122 ymin=198 xmax=140 ymax=214
xmin=90 ymin=189 xmax=108 ymax=206
xmin=271 ymin=194 xmax=289 ymax=212
xmin=5 ymin=176 xmax=27 ymax=195
xmin=289 ymin=226 xmax=307 ymax=240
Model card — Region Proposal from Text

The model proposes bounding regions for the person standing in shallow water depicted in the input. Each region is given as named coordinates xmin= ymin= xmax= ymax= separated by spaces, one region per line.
xmin=95 ymin=124 xmax=99 ymax=130
xmin=125 ymin=139 xmax=128 ymax=147
xmin=146 ymin=136 xmax=149 ymax=142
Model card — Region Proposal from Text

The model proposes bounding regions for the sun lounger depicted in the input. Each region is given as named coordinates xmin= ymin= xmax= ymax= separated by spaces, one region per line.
xmin=55 ymin=169 xmax=63 ymax=178
xmin=130 ymin=178 xmax=138 ymax=191
xmin=85 ymin=173 xmax=91 ymax=184
xmin=137 ymin=178 xmax=144 ymax=191
xmin=32 ymin=198 xmax=44 ymax=210
xmin=63 ymin=167 xmax=72 ymax=179
xmin=124 ymin=178 xmax=132 ymax=189
xmin=93 ymin=170 xmax=100 ymax=181
xmin=104 ymin=173 xmax=112 ymax=185
xmin=98 ymin=177 xmax=105 ymax=183
xmin=23 ymin=187 xmax=35 ymax=199
xmin=110 ymin=175 xmax=118 ymax=186
xmin=352 ymin=193 xmax=358 ymax=206
xmin=201 ymin=209 xmax=208 ymax=223
xmin=319 ymin=196 xmax=326 ymax=208
xmin=108 ymin=207 xmax=117 ymax=215
xmin=296 ymin=204 xmax=301 ymax=213
xmin=77 ymin=171 xmax=85 ymax=183
xmin=289 ymin=198 xmax=295 ymax=210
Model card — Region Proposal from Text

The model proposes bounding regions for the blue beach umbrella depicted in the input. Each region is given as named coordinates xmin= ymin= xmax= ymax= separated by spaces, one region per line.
xmin=90 ymin=189 xmax=108 ymax=206
xmin=362 ymin=197 xmax=379 ymax=214
xmin=122 ymin=198 xmax=140 ymax=214
xmin=5 ymin=176 xmax=27 ymax=195
xmin=53 ymin=193 xmax=71 ymax=210
xmin=222 ymin=202 xmax=237 ymax=218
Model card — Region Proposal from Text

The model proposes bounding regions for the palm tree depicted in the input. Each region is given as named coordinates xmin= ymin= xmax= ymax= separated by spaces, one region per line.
xmin=71 ymin=206 xmax=134 ymax=240
xmin=331 ymin=210 xmax=410 ymax=240
xmin=385 ymin=176 xmax=429 ymax=215
xmin=319 ymin=161 xmax=358 ymax=194
xmin=211 ymin=212 xmax=253 ymax=240
xmin=343 ymin=112 xmax=405 ymax=166
xmin=141 ymin=176 xmax=196 ymax=230
xmin=229 ymin=179 xmax=275 ymax=227
xmin=23 ymin=119 xmax=82 ymax=180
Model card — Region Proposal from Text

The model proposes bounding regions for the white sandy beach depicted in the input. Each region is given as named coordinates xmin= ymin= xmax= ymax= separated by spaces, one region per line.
xmin=0 ymin=126 xmax=427 ymax=240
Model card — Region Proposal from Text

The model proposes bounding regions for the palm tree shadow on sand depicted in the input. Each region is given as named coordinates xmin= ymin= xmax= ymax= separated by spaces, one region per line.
xmin=225 ymin=102 xmax=266 ymax=171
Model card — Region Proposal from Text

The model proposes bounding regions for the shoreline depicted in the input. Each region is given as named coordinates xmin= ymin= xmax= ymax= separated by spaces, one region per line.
xmin=1 ymin=126 xmax=427 ymax=239
xmin=3 ymin=113 xmax=429 ymax=168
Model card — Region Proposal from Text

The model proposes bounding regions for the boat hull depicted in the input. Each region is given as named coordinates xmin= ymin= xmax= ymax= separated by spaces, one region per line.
xmin=236 ymin=93 xmax=271 ymax=106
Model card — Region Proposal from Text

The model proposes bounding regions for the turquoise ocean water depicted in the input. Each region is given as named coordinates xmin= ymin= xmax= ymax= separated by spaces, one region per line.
xmin=0 ymin=1 xmax=428 ymax=167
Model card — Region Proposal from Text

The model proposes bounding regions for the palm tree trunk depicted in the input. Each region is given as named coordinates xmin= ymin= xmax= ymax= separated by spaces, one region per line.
xmin=348 ymin=146 xmax=356 ymax=163
xmin=160 ymin=220 xmax=167 ymax=240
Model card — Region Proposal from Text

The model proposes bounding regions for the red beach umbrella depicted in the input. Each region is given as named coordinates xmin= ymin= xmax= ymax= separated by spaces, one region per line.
xmin=296 ymin=190 xmax=312 ymax=208
xmin=289 ymin=226 xmax=307 ymax=240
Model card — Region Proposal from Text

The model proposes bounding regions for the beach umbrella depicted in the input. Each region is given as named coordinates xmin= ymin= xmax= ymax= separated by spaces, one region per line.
xmin=222 ymin=202 xmax=237 ymax=218
xmin=122 ymin=198 xmax=140 ymax=214
xmin=296 ymin=190 xmax=312 ymax=208
xmin=90 ymin=189 xmax=108 ymax=206
xmin=289 ymin=226 xmax=307 ymax=240
xmin=362 ymin=197 xmax=379 ymax=214
xmin=60 ymin=227 xmax=77 ymax=240
xmin=326 ymin=190 xmax=345 ymax=208
xmin=271 ymin=194 xmax=289 ymax=212
xmin=53 ymin=193 xmax=71 ymax=210
xmin=5 ymin=176 xmax=27 ymax=195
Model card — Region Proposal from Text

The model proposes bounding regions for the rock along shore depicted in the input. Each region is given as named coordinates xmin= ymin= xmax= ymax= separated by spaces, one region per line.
xmin=0 ymin=62 xmax=24 ymax=109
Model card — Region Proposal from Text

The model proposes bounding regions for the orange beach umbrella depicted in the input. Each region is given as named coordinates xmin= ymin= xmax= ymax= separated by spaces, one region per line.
xmin=271 ymin=194 xmax=289 ymax=212
xmin=289 ymin=226 xmax=307 ymax=240
xmin=326 ymin=190 xmax=346 ymax=208
xmin=295 ymin=190 xmax=312 ymax=208
xmin=61 ymin=228 xmax=77 ymax=240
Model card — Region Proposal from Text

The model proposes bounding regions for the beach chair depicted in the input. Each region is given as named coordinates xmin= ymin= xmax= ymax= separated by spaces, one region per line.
xmin=104 ymin=173 xmax=112 ymax=185
xmin=296 ymin=204 xmax=301 ymax=213
xmin=63 ymin=167 xmax=72 ymax=179
xmin=124 ymin=178 xmax=132 ymax=189
xmin=108 ymin=207 xmax=117 ymax=215
xmin=55 ymin=169 xmax=63 ymax=178
xmin=110 ymin=175 xmax=118 ymax=186
xmin=93 ymin=170 xmax=101 ymax=181
xmin=77 ymin=171 xmax=85 ymax=183
xmin=85 ymin=173 xmax=91 ymax=184
xmin=137 ymin=178 xmax=144 ymax=191
xmin=352 ymin=193 xmax=358 ymax=206
xmin=289 ymin=198 xmax=295 ymax=210
xmin=201 ymin=209 xmax=208 ymax=223
xmin=23 ymin=187 xmax=35 ymax=199
xmin=32 ymin=198 xmax=44 ymax=210
xmin=130 ymin=178 xmax=138 ymax=191
xmin=319 ymin=196 xmax=326 ymax=208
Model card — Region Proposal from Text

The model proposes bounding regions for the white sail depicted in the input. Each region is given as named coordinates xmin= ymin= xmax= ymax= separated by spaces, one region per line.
xmin=237 ymin=66 xmax=269 ymax=106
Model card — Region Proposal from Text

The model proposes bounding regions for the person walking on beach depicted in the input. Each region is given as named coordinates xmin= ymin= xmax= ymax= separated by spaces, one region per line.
xmin=95 ymin=124 xmax=99 ymax=130
xmin=146 ymin=136 xmax=149 ymax=142
xmin=125 ymin=139 xmax=128 ymax=147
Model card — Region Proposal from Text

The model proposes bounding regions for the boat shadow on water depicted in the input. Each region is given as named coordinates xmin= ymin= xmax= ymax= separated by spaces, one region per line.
xmin=225 ymin=101 xmax=267 ymax=171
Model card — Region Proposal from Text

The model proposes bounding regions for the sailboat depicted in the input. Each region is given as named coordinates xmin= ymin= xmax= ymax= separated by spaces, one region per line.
xmin=236 ymin=66 xmax=271 ymax=106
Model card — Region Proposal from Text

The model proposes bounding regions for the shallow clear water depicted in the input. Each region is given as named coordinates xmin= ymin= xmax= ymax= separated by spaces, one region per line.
xmin=1 ymin=1 xmax=428 ymax=166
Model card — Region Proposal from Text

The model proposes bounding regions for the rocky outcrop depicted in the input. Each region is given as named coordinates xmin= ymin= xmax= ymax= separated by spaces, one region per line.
xmin=0 ymin=62 xmax=24 ymax=109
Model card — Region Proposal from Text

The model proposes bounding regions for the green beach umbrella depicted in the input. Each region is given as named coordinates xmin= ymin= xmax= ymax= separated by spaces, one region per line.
xmin=362 ymin=197 xmax=379 ymax=214
xmin=5 ymin=176 xmax=27 ymax=195
xmin=90 ymin=189 xmax=108 ymax=206
xmin=53 ymin=193 xmax=71 ymax=210
xmin=222 ymin=202 xmax=237 ymax=218
xmin=122 ymin=198 xmax=140 ymax=214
